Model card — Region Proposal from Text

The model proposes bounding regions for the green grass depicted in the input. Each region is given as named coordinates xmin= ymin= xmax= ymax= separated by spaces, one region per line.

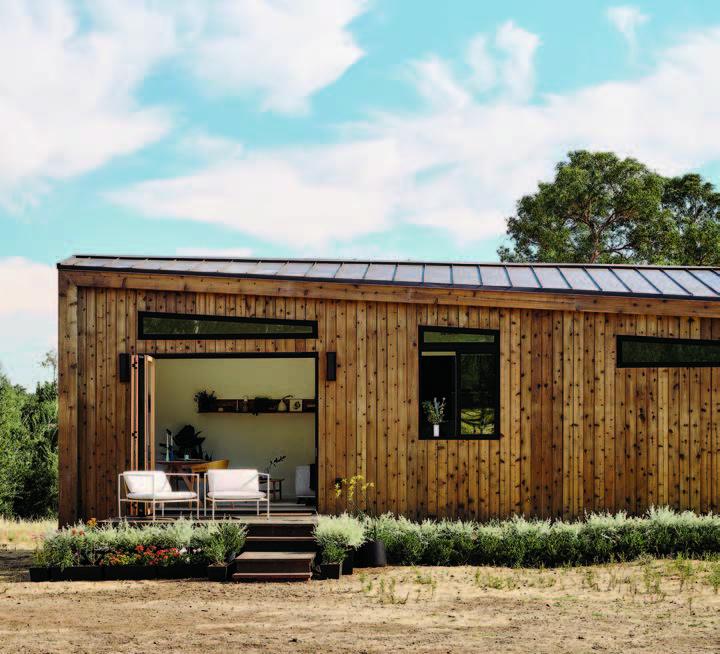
xmin=0 ymin=517 xmax=57 ymax=548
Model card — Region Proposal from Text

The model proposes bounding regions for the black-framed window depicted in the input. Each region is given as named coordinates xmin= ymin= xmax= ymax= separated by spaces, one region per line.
xmin=138 ymin=311 xmax=318 ymax=340
xmin=617 ymin=335 xmax=720 ymax=367
xmin=419 ymin=326 xmax=500 ymax=440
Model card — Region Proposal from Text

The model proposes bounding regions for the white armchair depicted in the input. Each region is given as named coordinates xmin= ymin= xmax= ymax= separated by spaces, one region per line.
xmin=205 ymin=469 xmax=270 ymax=518
xmin=118 ymin=471 xmax=199 ymax=521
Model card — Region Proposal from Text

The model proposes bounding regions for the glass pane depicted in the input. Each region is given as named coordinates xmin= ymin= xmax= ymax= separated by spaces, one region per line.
xmin=423 ymin=330 xmax=495 ymax=344
xmin=142 ymin=315 xmax=314 ymax=337
xmin=459 ymin=353 xmax=496 ymax=435
xmin=621 ymin=338 xmax=720 ymax=365
xmin=420 ymin=353 xmax=455 ymax=439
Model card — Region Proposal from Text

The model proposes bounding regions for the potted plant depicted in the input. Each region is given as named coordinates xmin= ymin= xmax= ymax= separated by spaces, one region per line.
xmin=206 ymin=522 xmax=247 ymax=582
xmin=194 ymin=389 xmax=217 ymax=412
xmin=422 ymin=397 xmax=446 ymax=437
xmin=313 ymin=514 xmax=365 ymax=576
xmin=319 ymin=542 xmax=345 ymax=580
xmin=334 ymin=476 xmax=386 ymax=568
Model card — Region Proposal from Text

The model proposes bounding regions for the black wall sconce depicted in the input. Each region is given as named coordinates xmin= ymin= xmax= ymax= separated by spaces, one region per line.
xmin=326 ymin=351 xmax=337 ymax=382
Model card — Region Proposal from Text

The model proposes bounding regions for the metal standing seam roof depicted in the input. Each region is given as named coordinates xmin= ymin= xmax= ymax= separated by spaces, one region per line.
xmin=57 ymin=256 xmax=720 ymax=301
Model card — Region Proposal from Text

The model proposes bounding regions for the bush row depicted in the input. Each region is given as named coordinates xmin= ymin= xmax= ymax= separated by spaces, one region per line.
xmin=369 ymin=507 xmax=720 ymax=567
xmin=33 ymin=518 xmax=246 ymax=569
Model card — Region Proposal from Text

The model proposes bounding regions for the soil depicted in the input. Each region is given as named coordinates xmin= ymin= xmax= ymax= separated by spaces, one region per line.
xmin=1 ymin=549 xmax=719 ymax=653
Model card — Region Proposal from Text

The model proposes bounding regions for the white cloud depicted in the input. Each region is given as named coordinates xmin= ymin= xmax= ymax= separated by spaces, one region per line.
xmin=109 ymin=138 xmax=409 ymax=246
xmin=607 ymin=6 xmax=649 ymax=51
xmin=0 ymin=257 xmax=57 ymax=389
xmin=0 ymin=0 xmax=369 ymax=202
xmin=0 ymin=0 xmax=177 ymax=198
xmin=111 ymin=25 xmax=720 ymax=247
xmin=495 ymin=21 xmax=541 ymax=103
xmin=187 ymin=0 xmax=368 ymax=114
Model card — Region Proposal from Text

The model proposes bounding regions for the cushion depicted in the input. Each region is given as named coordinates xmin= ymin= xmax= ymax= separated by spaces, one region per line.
xmin=207 ymin=491 xmax=266 ymax=500
xmin=207 ymin=469 xmax=260 ymax=494
xmin=127 ymin=491 xmax=196 ymax=501
xmin=124 ymin=471 xmax=172 ymax=495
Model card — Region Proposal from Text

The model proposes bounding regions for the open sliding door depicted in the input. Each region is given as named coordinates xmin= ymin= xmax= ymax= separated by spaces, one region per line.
xmin=129 ymin=355 xmax=156 ymax=470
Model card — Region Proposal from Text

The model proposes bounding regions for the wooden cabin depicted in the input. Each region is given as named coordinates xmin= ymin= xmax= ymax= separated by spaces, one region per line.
xmin=57 ymin=256 xmax=720 ymax=525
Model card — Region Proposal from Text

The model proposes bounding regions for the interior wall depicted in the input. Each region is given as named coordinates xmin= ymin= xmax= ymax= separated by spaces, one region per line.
xmin=155 ymin=357 xmax=315 ymax=498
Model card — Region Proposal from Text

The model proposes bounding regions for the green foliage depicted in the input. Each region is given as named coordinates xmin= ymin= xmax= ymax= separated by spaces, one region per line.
xmin=0 ymin=358 xmax=58 ymax=518
xmin=498 ymin=150 xmax=720 ymax=265
xmin=366 ymin=508 xmax=720 ymax=568
xmin=313 ymin=513 xmax=366 ymax=550
xmin=321 ymin=542 xmax=346 ymax=564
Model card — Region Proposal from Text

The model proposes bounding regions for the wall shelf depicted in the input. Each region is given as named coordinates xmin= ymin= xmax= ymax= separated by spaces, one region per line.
xmin=197 ymin=398 xmax=316 ymax=414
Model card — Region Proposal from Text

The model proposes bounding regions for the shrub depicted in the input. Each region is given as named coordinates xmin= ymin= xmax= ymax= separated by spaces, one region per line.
xmin=313 ymin=513 xmax=366 ymax=550
xmin=364 ymin=508 xmax=720 ymax=567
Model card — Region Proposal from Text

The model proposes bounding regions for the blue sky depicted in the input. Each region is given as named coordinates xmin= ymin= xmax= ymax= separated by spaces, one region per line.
xmin=3 ymin=0 xmax=720 ymax=388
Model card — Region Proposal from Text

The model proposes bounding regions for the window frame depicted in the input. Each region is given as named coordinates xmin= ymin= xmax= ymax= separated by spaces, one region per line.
xmin=138 ymin=311 xmax=318 ymax=340
xmin=418 ymin=326 xmax=501 ymax=440
xmin=617 ymin=335 xmax=720 ymax=368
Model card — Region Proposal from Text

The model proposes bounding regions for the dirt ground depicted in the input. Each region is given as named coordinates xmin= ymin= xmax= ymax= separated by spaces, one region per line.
xmin=1 ymin=549 xmax=719 ymax=654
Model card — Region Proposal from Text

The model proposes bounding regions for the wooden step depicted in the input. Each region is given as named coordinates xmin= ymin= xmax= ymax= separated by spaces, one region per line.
xmin=244 ymin=536 xmax=318 ymax=552
xmin=232 ymin=572 xmax=311 ymax=583
xmin=235 ymin=551 xmax=315 ymax=574
xmin=246 ymin=522 xmax=316 ymax=539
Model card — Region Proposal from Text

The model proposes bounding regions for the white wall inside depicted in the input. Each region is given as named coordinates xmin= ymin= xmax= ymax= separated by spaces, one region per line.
xmin=154 ymin=357 xmax=315 ymax=499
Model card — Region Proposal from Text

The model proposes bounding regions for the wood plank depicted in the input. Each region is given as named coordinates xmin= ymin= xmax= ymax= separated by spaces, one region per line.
xmin=436 ymin=305 xmax=449 ymax=517
xmin=356 ymin=301 xmax=367 ymax=485
xmin=499 ymin=308 xmax=510 ymax=518
xmin=712 ymin=319 xmax=720 ymax=512
xmin=594 ymin=313 xmax=606 ymax=512
xmin=530 ymin=311 xmax=543 ymax=517
xmin=603 ymin=314 xmax=616 ymax=513
xmin=540 ymin=310 xmax=552 ymax=517
xmin=365 ymin=302 xmax=378 ymax=516
xmin=679 ymin=318 xmax=690 ymax=510
xmin=346 ymin=301 xmax=358 ymax=485
xmin=623 ymin=314 xmax=636 ymax=515
xmin=397 ymin=302 xmax=409 ymax=517
xmin=582 ymin=312 xmax=594 ymax=514
xmin=335 ymin=301 xmax=348 ymax=497
xmin=689 ymin=317 xmax=701 ymax=512
xmin=521 ymin=309 xmax=533 ymax=517
xmin=416 ymin=303 xmax=429 ymax=518
xmin=65 ymin=269 xmax=720 ymax=320
xmin=58 ymin=273 xmax=79 ymax=525
xmin=85 ymin=289 xmax=97 ymax=519
xmin=426 ymin=303 xmax=438 ymax=518
xmin=376 ymin=302 xmax=388 ymax=514
xmin=325 ymin=300 xmax=337 ymax=513
xmin=699 ymin=318 xmax=712 ymax=513
xmin=657 ymin=316 xmax=669 ymax=507
xmin=387 ymin=302 xmax=399 ymax=513
xmin=572 ymin=310 xmax=583 ymax=519
xmin=634 ymin=315 xmax=647 ymax=515
xmin=645 ymin=316 xmax=658 ymax=510
xmin=509 ymin=309 xmax=522 ymax=516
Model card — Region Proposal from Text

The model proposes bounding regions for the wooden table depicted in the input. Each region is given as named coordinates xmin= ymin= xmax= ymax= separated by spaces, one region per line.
xmin=260 ymin=478 xmax=284 ymax=502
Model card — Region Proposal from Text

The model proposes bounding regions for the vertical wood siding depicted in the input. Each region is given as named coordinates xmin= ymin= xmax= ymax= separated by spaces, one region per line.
xmin=59 ymin=286 xmax=720 ymax=523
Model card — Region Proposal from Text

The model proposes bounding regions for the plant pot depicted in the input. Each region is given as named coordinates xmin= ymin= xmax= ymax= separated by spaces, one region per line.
xmin=104 ymin=565 xmax=157 ymax=581
xmin=157 ymin=563 xmax=209 ymax=579
xmin=341 ymin=549 xmax=355 ymax=575
xmin=208 ymin=560 xmax=236 ymax=582
xmin=50 ymin=566 xmax=104 ymax=582
xmin=433 ymin=424 xmax=440 ymax=437
xmin=319 ymin=563 xmax=342 ymax=580
xmin=29 ymin=567 xmax=50 ymax=582
xmin=357 ymin=539 xmax=387 ymax=568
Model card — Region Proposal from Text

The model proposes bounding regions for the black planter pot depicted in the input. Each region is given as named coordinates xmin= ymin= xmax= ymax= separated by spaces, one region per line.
xmin=341 ymin=549 xmax=355 ymax=575
xmin=357 ymin=539 xmax=387 ymax=568
xmin=157 ymin=563 xmax=208 ymax=579
xmin=207 ymin=560 xmax=236 ymax=582
xmin=29 ymin=567 xmax=50 ymax=582
xmin=319 ymin=563 xmax=342 ymax=580
xmin=104 ymin=565 xmax=157 ymax=581
xmin=50 ymin=566 xmax=104 ymax=582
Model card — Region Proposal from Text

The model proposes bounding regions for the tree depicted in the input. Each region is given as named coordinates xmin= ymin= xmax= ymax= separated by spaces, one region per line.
xmin=497 ymin=150 xmax=677 ymax=264
xmin=660 ymin=173 xmax=720 ymax=266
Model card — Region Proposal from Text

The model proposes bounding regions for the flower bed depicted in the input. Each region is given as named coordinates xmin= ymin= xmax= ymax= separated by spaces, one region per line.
xmin=30 ymin=518 xmax=247 ymax=582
